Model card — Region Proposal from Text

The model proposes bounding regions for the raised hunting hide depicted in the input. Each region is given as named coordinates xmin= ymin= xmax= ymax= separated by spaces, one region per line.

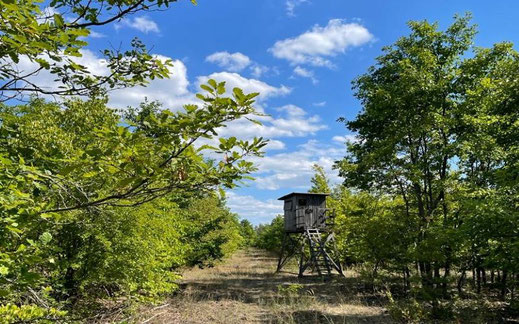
xmin=278 ymin=192 xmax=330 ymax=233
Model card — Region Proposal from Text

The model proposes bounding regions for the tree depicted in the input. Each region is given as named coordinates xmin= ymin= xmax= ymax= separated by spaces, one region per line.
xmin=1 ymin=81 xmax=267 ymax=214
xmin=309 ymin=164 xmax=331 ymax=193
xmin=0 ymin=81 xmax=267 ymax=317
xmin=336 ymin=14 xmax=476 ymax=294
xmin=239 ymin=219 xmax=256 ymax=247
xmin=254 ymin=216 xmax=284 ymax=253
xmin=0 ymin=0 xmax=195 ymax=101
xmin=455 ymin=42 xmax=519 ymax=296
xmin=336 ymin=13 xmax=519 ymax=308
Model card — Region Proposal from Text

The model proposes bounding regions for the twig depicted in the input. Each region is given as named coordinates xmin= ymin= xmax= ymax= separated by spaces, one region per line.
xmin=141 ymin=310 xmax=168 ymax=323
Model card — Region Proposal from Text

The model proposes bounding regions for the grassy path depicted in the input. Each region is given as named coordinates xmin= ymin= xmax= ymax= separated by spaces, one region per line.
xmin=135 ymin=249 xmax=394 ymax=323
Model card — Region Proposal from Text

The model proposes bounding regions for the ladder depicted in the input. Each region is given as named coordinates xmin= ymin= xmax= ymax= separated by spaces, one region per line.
xmin=298 ymin=228 xmax=344 ymax=277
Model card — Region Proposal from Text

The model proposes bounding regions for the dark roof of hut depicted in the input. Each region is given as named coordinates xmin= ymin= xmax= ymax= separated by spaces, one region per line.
xmin=277 ymin=192 xmax=330 ymax=201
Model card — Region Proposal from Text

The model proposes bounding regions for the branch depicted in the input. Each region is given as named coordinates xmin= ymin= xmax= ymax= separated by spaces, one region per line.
xmin=66 ymin=0 xmax=150 ymax=28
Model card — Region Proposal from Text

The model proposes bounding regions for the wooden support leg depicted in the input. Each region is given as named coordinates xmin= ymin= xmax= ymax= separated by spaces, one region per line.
xmin=276 ymin=233 xmax=288 ymax=273
xmin=298 ymin=236 xmax=306 ymax=278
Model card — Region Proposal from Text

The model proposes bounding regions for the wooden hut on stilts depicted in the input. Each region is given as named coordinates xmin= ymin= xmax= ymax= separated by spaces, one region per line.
xmin=275 ymin=192 xmax=344 ymax=277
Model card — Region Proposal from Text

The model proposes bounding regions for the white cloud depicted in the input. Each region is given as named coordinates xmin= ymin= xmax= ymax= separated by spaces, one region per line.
xmin=251 ymin=139 xmax=344 ymax=190
xmin=10 ymin=50 xmax=193 ymax=110
xmin=206 ymin=51 xmax=251 ymax=72
xmin=286 ymin=0 xmax=309 ymax=17
xmin=313 ymin=101 xmax=326 ymax=107
xmin=225 ymin=192 xmax=282 ymax=224
xmin=110 ymin=57 xmax=194 ymax=109
xmin=205 ymin=52 xmax=272 ymax=79
xmin=116 ymin=16 xmax=160 ymax=34
xmin=215 ymin=103 xmax=326 ymax=140
xmin=250 ymin=64 xmax=270 ymax=78
xmin=293 ymin=66 xmax=317 ymax=84
xmin=266 ymin=139 xmax=286 ymax=150
xmin=276 ymin=104 xmax=306 ymax=117
xmin=10 ymin=50 xmax=293 ymax=113
xmin=269 ymin=19 xmax=373 ymax=67
xmin=197 ymin=72 xmax=291 ymax=102
xmin=89 ymin=30 xmax=106 ymax=38
xmin=332 ymin=134 xmax=359 ymax=144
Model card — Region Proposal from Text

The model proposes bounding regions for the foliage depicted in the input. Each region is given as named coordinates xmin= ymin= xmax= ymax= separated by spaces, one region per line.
xmin=0 ymin=81 xmax=265 ymax=320
xmin=333 ymin=188 xmax=413 ymax=274
xmin=309 ymin=164 xmax=330 ymax=193
xmin=181 ymin=196 xmax=244 ymax=267
xmin=333 ymin=13 xmax=519 ymax=321
xmin=0 ymin=0 xmax=266 ymax=320
xmin=0 ymin=0 xmax=196 ymax=101
xmin=277 ymin=283 xmax=303 ymax=296
xmin=0 ymin=303 xmax=67 ymax=324
xmin=254 ymin=216 xmax=285 ymax=254
xmin=386 ymin=290 xmax=428 ymax=323
xmin=239 ymin=219 xmax=257 ymax=247
xmin=48 ymin=198 xmax=185 ymax=299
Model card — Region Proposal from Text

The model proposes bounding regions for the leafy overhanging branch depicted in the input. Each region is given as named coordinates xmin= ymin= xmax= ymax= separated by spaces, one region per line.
xmin=1 ymin=80 xmax=267 ymax=215
xmin=0 ymin=0 xmax=196 ymax=101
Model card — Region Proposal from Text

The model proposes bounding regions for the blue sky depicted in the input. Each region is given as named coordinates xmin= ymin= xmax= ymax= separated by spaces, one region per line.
xmin=44 ymin=0 xmax=519 ymax=224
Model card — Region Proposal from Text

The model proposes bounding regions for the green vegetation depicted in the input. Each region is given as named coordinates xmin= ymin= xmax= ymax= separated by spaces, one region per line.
xmin=255 ymin=216 xmax=285 ymax=254
xmin=0 ymin=86 xmax=264 ymax=320
xmin=255 ymin=15 xmax=519 ymax=322
xmin=335 ymin=13 xmax=519 ymax=321
xmin=1 ymin=0 xmax=518 ymax=321
xmin=0 ymin=0 xmax=267 ymax=320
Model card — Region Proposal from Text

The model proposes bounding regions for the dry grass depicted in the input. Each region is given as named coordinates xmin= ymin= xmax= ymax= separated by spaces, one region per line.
xmin=126 ymin=249 xmax=395 ymax=324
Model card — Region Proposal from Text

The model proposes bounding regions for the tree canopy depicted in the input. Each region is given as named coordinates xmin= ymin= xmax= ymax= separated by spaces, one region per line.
xmin=334 ymin=14 xmax=519 ymax=319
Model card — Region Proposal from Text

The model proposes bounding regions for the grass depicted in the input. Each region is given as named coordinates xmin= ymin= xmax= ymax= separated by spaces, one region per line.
xmin=124 ymin=249 xmax=394 ymax=323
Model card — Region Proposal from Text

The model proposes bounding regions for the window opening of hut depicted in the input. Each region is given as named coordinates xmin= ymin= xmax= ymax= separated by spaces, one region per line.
xmin=298 ymin=199 xmax=307 ymax=206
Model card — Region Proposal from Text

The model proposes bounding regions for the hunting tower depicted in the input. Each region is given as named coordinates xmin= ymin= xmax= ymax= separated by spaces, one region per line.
xmin=276 ymin=192 xmax=343 ymax=277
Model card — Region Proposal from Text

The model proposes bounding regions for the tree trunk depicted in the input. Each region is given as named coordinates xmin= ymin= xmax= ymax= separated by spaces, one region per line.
xmin=500 ymin=270 xmax=508 ymax=299
xmin=442 ymin=262 xmax=451 ymax=298
xmin=434 ymin=264 xmax=441 ymax=291
xmin=477 ymin=268 xmax=482 ymax=294
xmin=405 ymin=266 xmax=411 ymax=291
xmin=458 ymin=270 xmax=466 ymax=295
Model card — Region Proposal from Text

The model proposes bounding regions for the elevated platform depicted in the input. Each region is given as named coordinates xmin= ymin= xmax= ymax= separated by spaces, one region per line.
xmin=276 ymin=228 xmax=344 ymax=278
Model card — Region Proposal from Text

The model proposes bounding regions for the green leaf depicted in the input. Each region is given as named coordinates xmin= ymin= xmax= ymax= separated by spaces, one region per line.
xmin=0 ymin=267 xmax=8 ymax=276
xmin=200 ymin=84 xmax=213 ymax=93
xmin=54 ymin=14 xmax=65 ymax=27
xmin=39 ymin=232 xmax=52 ymax=244
xmin=207 ymin=79 xmax=217 ymax=89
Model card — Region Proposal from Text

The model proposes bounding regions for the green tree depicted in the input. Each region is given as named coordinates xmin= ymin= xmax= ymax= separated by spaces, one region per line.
xmin=336 ymin=15 xmax=476 ymax=294
xmin=336 ymin=14 xmax=519 ymax=317
xmin=455 ymin=42 xmax=519 ymax=295
xmin=1 ymin=81 xmax=266 ymax=214
xmin=182 ymin=196 xmax=244 ymax=267
xmin=309 ymin=164 xmax=331 ymax=193
xmin=239 ymin=219 xmax=256 ymax=247
xmin=254 ymin=216 xmax=284 ymax=254
xmin=0 ymin=81 xmax=267 ymax=318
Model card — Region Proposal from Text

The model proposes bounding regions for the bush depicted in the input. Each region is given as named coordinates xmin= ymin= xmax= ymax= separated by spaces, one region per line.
xmin=0 ymin=95 xmax=256 ymax=320
xmin=254 ymin=216 xmax=284 ymax=253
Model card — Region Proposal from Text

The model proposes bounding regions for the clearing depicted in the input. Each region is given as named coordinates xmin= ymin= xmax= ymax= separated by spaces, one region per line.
xmin=129 ymin=249 xmax=394 ymax=324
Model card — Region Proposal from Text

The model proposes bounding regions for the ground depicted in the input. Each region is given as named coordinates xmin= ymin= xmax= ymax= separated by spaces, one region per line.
xmin=129 ymin=249 xmax=394 ymax=324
